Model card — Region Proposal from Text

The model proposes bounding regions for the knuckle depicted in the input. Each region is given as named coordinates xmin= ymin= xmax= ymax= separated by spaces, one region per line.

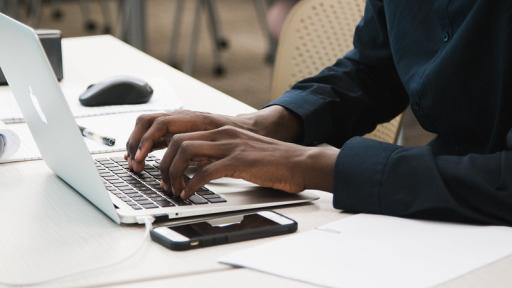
xmin=153 ymin=117 xmax=168 ymax=129
xmin=169 ymin=134 xmax=184 ymax=149
xmin=217 ymin=125 xmax=239 ymax=136
xmin=135 ymin=114 xmax=150 ymax=125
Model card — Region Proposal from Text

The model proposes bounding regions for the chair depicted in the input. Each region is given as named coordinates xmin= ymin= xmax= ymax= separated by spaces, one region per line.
xmin=271 ymin=0 xmax=403 ymax=144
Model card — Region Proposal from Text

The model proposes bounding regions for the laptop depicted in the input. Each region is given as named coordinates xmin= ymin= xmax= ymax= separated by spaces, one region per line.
xmin=0 ymin=13 xmax=318 ymax=224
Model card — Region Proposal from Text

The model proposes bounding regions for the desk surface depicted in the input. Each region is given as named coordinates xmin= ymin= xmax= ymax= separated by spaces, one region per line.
xmin=0 ymin=36 xmax=511 ymax=288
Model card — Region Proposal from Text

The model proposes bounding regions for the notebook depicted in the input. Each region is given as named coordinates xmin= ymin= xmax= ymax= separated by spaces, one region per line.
xmin=0 ymin=112 xmax=163 ymax=164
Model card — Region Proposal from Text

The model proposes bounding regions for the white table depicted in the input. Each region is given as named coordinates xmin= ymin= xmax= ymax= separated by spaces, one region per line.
xmin=0 ymin=35 xmax=343 ymax=287
xmin=0 ymin=35 xmax=511 ymax=288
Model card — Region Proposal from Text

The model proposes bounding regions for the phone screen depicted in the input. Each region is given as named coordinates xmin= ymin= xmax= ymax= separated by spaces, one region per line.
xmin=169 ymin=213 xmax=282 ymax=238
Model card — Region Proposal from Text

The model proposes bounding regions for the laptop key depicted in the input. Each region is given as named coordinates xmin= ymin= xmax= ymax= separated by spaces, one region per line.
xmin=135 ymin=199 xmax=154 ymax=205
xmin=156 ymin=200 xmax=175 ymax=207
xmin=207 ymin=197 xmax=227 ymax=203
xmin=141 ymin=203 xmax=158 ymax=209
xmin=170 ymin=197 xmax=192 ymax=206
xmin=196 ymin=189 xmax=214 ymax=196
xmin=188 ymin=195 xmax=208 ymax=205
xmin=124 ymin=193 xmax=140 ymax=198
xmin=201 ymin=194 xmax=221 ymax=199
xmin=132 ymin=196 xmax=148 ymax=201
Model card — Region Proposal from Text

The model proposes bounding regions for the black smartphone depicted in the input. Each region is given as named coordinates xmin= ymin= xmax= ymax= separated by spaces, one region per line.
xmin=150 ymin=211 xmax=297 ymax=251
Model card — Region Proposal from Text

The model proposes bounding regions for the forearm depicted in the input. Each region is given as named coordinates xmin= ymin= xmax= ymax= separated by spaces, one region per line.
xmin=236 ymin=106 xmax=302 ymax=142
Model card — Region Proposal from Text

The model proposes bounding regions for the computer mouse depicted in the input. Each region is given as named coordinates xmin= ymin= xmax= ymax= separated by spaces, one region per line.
xmin=79 ymin=76 xmax=153 ymax=107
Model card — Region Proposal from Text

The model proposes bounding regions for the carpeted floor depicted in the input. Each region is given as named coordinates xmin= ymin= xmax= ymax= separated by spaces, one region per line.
xmin=33 ymin=0 xmax=433 ymax=146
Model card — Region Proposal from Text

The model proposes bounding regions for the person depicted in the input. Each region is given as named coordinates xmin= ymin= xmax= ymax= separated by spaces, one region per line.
xmin=126 ymin=1 xmax=512 ymax=225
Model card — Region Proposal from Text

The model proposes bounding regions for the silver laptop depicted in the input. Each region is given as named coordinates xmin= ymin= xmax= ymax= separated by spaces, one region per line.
xmin=0 ymin=13 xmax=318 ymax=224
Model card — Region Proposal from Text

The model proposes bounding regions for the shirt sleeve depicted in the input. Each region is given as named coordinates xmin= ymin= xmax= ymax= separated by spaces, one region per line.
xmin=336 ymin=133 xmax=512 ymax=225
xmin=267 ymin=0 xmax=409 ymax=147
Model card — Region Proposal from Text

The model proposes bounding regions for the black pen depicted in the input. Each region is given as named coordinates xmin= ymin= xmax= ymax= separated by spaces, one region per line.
xmin=78 ymin=125 xmax=116 ymax=147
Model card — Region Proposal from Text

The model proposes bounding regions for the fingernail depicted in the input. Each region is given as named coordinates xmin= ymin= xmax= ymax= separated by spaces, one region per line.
xmin=134 ymin=150 xmax=141 ymax=160
xmin=180 ymin=190 xmax=186 ymax=199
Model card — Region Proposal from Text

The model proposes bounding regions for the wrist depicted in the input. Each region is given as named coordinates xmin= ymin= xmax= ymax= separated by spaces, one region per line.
xmin=237 ymin=106 xmax=302 ymax=142
xmin=301 ymin=146 xmax=339 ymax=192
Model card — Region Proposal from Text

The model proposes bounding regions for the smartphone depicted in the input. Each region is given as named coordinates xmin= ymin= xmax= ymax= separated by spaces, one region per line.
xmin=150 ymin=211 xmax=297 ymax=251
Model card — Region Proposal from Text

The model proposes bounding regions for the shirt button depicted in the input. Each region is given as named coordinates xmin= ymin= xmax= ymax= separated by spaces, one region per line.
xmin=442 ymin=31 xmax=450 ymax=42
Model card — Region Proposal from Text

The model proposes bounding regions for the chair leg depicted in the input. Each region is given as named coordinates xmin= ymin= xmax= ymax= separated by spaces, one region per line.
xmin=99 ymin=0 xmax=113 ymax=34
xmin=183 ymin=0 xmax=203 ymax=75
xmin=253 ymin=0 xmax=277 ymax=64
xmin=205 ymin=0 xmax=226 ymax=76
xmin=168 ymin=0 xmax=184 ymax=68
xmin=205 ymin=0 xmax=228 ymax=50
xmin=50 ymin=0 xmax=64 ymax=20
xmin=80 ymin=0 xmax=97 ymax=32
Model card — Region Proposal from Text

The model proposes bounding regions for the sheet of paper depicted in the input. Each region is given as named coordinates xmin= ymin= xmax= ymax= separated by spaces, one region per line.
xmin=220 ymin=214 xmax=512 ymax=288
xmin=0 ymin=76 xmax=181 ymax=123
xmin=0 ymin=120 xmax=20 ymax=159
xmin=0 ymin=112 xmax=147 ymax=163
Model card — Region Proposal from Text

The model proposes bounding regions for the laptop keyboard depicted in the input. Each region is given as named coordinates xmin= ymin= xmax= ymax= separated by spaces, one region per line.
xmin=94 ymin=155 xmax=227 ymax=210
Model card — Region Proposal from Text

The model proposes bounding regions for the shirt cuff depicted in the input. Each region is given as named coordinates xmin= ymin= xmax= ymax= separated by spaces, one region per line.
xmin=333 ymin=136 xmax=400 ymax=213
xmin=265 ymin=90 xmax=334 ymax=146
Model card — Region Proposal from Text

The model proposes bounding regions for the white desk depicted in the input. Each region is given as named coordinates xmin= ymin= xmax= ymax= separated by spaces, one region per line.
xmin=0 ymin=35 xmax=511 ymax=288
xmin=0 ymin=35 xmax=343 ymax=287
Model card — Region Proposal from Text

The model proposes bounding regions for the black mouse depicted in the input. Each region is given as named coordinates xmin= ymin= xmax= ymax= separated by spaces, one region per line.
xmin=79 ymin=76 xmax=153 ymax=107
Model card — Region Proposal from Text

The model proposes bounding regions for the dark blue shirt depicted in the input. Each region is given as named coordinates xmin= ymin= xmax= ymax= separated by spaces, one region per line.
xmin=270 ymin=0 xmax=512 ymax=225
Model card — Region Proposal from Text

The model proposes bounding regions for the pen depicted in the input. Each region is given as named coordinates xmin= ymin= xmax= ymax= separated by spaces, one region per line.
xmin=78 ymin=125 xmax=116 ymax=147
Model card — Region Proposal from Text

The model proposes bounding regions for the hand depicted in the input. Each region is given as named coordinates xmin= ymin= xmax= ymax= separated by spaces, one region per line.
xmin=158 ymin=126 xmax=339 ymax=199
xmin=126 ymin=110 xmax=250 ymax=172
xmin=125 ymin=106 xmax=302 ymax=172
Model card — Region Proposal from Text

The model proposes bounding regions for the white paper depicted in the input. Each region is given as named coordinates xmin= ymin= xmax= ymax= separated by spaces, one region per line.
xmin=220 ymin=214 xmax=512 ymax=288
xmin=0 ymin=76 xmax=181 ymax=123
xmin=0 ymin=120 xmax=20 ymax=159
xmin=0 ymin=112 xmax=147 ymax=163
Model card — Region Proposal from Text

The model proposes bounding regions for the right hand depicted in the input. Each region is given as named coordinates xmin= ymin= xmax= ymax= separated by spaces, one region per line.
xmin=126 ymin=110 xmax=248 ymax=172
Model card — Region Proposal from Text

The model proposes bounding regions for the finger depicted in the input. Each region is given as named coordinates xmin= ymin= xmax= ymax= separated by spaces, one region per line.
xmin=135 ymin=114 xmax=218 ymax=164
xmin=126 ymin=113 xmax=166 ymax=160
xmin=181 ymin=159 xmax=234 ymax=199
xmin=134 ymin=116 xmax=174 ymax=162
xmin=168 ymin=141 xmax=229 ymax=196
xmin=159 ymin=130 xmax=218 ymax=189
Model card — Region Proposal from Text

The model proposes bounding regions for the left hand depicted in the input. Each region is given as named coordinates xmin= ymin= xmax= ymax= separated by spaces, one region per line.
xmin=158 ymin=126 xmax=339 ymax=199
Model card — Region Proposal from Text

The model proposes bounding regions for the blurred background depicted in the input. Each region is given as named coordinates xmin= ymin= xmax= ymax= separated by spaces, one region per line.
xmin=0 ymin=0 xmax=432 ymax=145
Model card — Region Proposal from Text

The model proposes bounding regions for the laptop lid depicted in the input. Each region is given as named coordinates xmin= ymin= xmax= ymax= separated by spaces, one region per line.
xmin=0 ymin=13 xmax=120 ymax=223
